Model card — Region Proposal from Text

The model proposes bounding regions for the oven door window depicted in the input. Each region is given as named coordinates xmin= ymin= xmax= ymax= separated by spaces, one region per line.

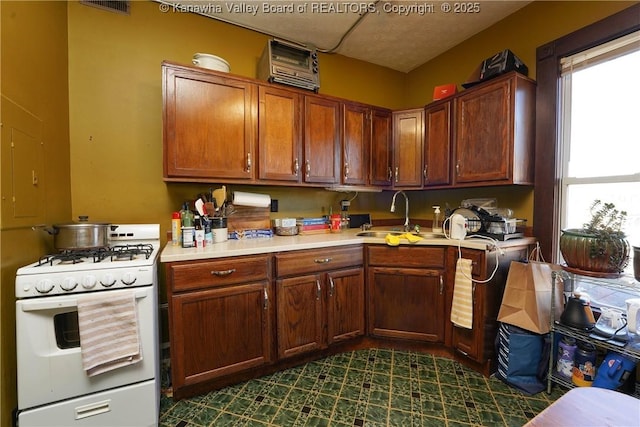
xmin=54 ymin=311 xmax=80 ymax=349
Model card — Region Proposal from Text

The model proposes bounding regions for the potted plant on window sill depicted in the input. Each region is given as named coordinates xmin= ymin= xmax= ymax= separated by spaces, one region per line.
xmin=559 ymin=200 xmax=630 ymax=278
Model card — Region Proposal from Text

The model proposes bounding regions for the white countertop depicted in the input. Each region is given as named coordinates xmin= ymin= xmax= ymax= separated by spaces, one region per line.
xmin=160 ymin=229 xmax=536 ymax=263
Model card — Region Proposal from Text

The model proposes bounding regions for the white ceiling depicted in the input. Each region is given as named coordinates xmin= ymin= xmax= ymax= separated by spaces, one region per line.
xmin=160 ymin=0 xmax=531 ymax=72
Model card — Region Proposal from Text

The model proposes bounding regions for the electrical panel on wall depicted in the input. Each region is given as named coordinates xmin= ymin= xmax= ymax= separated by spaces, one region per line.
xmin=1 ymin=97 xmax=46 ymax=226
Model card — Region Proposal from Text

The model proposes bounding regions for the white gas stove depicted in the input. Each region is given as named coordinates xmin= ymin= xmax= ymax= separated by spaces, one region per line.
xmin=16 ymin=224 xmax=160 ymax=298
xmin=15 ymin=223 xmax=161 ymax=427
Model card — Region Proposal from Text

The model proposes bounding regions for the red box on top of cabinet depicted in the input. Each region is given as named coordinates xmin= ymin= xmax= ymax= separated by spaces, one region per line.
xmin=433 ymin=83 xmax=457 ymax=101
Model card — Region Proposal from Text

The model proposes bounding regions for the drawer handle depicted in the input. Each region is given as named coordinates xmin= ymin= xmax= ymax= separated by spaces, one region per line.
xmin=313 ymin=258 xmax=332 ymax=264
xmin=211 ymin=268 xmax=236 ymax=276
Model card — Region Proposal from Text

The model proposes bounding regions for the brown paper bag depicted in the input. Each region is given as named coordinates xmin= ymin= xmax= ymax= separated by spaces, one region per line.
xmin=497 ymin=260 xmax=563 ymax=334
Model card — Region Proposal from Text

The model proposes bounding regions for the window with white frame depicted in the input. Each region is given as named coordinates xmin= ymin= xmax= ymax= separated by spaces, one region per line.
xmin=558 ymin=31 xmax=640 ymax=274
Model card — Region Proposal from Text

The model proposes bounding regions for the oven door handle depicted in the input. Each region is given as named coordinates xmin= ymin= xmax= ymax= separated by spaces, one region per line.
xmin=19 ymin=289 xmax=148 ymax=312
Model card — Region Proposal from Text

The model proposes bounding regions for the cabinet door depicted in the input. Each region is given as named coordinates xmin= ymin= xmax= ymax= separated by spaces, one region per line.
xmin=303 ymin=95 xmax=340 ymax=184
xmin=342 ymin=102 xmax=369 ymax=185
xmin=370 ymin=108 xmax=393 ymax=187
xmin=170 ymin=282 xmax=272 ymax=391
xmin=163 ymin=65 xmax=255 ymax=180
xmin=368 ymin=266 xmax=445 ymax=342
xmin=454 ymin=78 xmax=511 ymax=184
xmin=392 ymin=109 xmax=424 ymax=188
xmin=424 ymin=101 xmax=452 ymax=187
xmin=258 ymin=86 xmax=302 ymax=182
xmin=277 ymin=274 xmax=324 ymax=359
xmin=327 ymin=267 xmax=365 ymax=344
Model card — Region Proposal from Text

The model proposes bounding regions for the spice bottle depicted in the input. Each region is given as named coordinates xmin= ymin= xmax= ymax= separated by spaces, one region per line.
xmin=194 ymin=215 xmax=205 ymax=248
xmin=171 ymin=212 xmax=181 ymax=246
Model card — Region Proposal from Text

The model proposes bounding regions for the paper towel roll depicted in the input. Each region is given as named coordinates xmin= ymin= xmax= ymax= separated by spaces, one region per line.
xmin=232 ymin=191 xmax=271 ymax=208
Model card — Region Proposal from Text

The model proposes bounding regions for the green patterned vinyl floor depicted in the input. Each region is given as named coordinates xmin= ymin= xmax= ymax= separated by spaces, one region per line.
xmin=159 ymin=348 xmax=564 ymax=427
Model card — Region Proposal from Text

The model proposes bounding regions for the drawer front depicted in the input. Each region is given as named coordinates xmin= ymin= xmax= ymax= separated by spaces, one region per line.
xmin=276 ymin=245 xmax=363 ymax=277
xmin=170 ymin=255 xmax=270 ymax=292
xmin=367 ymin=245 xmax=445 ymax=268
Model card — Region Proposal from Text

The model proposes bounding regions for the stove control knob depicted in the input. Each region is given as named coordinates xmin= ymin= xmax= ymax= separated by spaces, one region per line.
xmin=121 ymin=272 xmax=137 ymax=286
xmin=82 ymin=275 xmax=97 ymax=289
xmin=100 ymin=274 xmax=116 ymax=288
xmin=35 ymin=279 xmax=55 ymax=294
xmin=61 ymin=277 xmax=78 ymax=291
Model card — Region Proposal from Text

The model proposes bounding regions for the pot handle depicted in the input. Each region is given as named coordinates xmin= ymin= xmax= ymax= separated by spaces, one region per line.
xmin=31 ymin=224 xmax=58 ymax=235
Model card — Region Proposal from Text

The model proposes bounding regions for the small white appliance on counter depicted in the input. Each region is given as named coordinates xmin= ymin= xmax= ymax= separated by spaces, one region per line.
xmin=14 ymin=224 xmax=161 ymax=427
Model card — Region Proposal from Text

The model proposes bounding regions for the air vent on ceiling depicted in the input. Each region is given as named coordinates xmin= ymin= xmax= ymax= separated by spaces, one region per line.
xmin=80 ymin=0 xmax=130 ymax=15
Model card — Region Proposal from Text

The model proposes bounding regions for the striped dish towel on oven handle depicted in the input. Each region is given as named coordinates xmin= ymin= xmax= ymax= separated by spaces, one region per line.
xmin=77 ymin=289 xmax=142 ymax=377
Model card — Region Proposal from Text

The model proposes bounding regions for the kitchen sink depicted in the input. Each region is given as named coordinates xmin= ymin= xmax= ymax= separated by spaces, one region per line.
xmin=356 ymin=231 xmax=403 ymax=238
xmin=356 ymin=230 xmax=446 ymax=239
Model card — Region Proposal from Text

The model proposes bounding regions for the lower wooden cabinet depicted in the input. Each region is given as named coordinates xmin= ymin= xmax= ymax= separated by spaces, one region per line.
xmin=275 ymin=246 xmax=365 ymax=359
xmin=170 ymin=282 xmax=273 ymax=388
xmin=166 ymin=255 xmax=273 ymax=398
xmin=367 ymin=246 xmax=446 ymax=342
xmin=164 ymin=241 xmax=532 ymax=400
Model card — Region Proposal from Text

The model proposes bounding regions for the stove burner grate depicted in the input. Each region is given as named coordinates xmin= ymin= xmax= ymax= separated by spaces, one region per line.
xmin=36 ymin=244 xmax=154 ymax=266
xmin=38 ymin=248 xmax=111 ymax=266
xmin=110 ymin=244 xmax=154 ymax=261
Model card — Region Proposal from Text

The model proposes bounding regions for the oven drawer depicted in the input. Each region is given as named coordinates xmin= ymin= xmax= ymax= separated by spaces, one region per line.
xmin=275 ymin=245 xmax=363 ymax=277
xmin=169 ymin=255 xmax=270 ymax=292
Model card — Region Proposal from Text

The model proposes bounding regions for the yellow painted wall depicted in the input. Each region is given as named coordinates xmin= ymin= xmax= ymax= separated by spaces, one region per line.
xmin=0 ymin=1 xmax=71 ymax=425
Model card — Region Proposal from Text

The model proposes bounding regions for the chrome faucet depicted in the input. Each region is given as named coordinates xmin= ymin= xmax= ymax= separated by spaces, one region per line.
xmin=390 ymin=190 xmax=410 ymax=232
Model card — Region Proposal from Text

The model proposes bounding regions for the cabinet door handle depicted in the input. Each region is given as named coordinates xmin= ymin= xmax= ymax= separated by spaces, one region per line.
xmin=387 ymin=166 xmax=392 ymax=182
xmin=344 ymin=162 xmax=349 ymax=180
xmin=329 ymin=277 xmax=335 ymax=297
xmin=423 ymin=165 xmax=428 ymax=181
xmin=395 ymin=167 xmax=399 ymax=183
xmin=263 ymin=287 xmax=269 ymax=310
xmin=246 ymin=152 xmax=252 ymax=173
xmin=316 ymin=280 xmax=321 ymax=300
xmin=439 ymin=275 xmax=444 ymax=295
xmin=456 ymin=161 xmax=460 ymax=176
xmin=305 ymin=159 xmax=310 ymax=179
xmin=314 ymin=257 xmax=332 ymax=264
xmin=211 ymin=268 xmax=236 ymax=276
xmin=294 ymin=158 xmax=299 ymax=176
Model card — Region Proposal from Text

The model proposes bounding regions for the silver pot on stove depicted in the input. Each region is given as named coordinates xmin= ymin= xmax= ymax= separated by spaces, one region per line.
xmin=36 ymin=216 xmax=115 ymax=250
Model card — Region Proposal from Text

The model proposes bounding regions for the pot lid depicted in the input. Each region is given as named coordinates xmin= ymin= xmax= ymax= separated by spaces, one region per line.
xmin=53 ymin=216 xmax=111 ymax=228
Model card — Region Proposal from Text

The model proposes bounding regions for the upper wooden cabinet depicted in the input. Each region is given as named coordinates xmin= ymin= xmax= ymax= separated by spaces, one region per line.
xmin=303 ymin=95 xmax=341 ymax=184
xmin=369 ymin=108 xmax=393 ymax=187
xmin=163 ymin=63 xmax=256 ymax=181
xmin=163 ymin=62 xmax=534 ymax=189
xmin=342 ymin=102 xmax=392 ymax=187
xmin=392 ymin=108 xmax=424 ymax=188
xmin=453 ymin=72 xmax=535 ymax=186
xmin=342 ymin=102 xmax=369 ymax=185
xmin=257 ymin=85 xmax=302 ymax=182
xmin=424 ymin=100 xmax=453 ymax=187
